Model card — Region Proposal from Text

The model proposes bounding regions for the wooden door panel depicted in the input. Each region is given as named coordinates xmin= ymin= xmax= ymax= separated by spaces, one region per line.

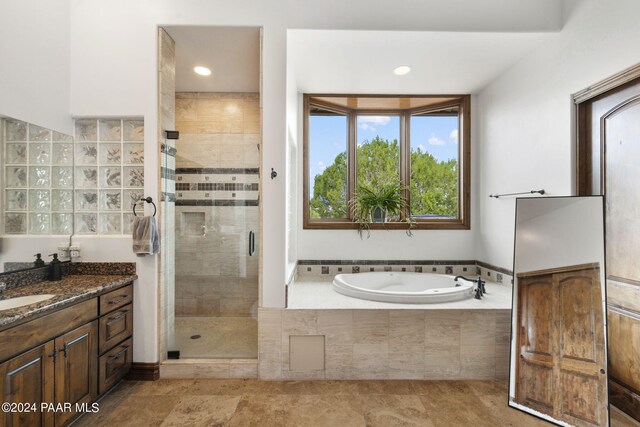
xmin=604 ymin=99 xmax=640 ymax=282
xmin=561 ymin=372 xmax=599 ymax=425
xmin=0 ymin=342 xmax=55 ymax=427
xmin=516 ymin=266 xmax=607 ymax=426
xmin=577 ymin=68 xmax=640 ymax=422
xmin=520 ymin=361 xmax=555 ymax=412
xmin=517 ymin=274 xmax=555 ymax=412
xmin=558 ymin=274 xmax=597 ymax=363
xmin=608 ymin=310 xmax=640 ymax=392
xmin=524 ymin=278 xmax=553 ymax=356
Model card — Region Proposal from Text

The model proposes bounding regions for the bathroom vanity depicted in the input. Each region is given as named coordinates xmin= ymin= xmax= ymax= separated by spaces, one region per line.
xmin=0 ymin=267 xmax=136 ymax=427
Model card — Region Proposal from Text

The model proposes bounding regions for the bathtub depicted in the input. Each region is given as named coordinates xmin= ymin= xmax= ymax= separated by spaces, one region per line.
xmin=332 ymin=272 xmax=475 ymax=303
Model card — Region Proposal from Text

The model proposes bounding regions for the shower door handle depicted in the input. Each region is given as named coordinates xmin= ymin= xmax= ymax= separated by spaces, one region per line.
xmin=249 ymin=231 xmax=255 ymax=256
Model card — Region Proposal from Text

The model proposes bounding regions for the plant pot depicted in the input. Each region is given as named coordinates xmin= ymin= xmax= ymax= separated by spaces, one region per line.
xmin=372 ymin=207 xmax=386 ymax=223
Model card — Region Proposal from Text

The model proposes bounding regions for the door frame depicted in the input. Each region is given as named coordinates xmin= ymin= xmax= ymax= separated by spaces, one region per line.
xmin=574 ymin=63 xmax=640 ymax=194
xmin=574 ymin=64 xmax=640 ymax=422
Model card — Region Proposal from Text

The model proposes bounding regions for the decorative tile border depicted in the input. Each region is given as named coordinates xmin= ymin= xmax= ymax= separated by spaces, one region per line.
xmin=175 ymin=200 xmax=259 ymax=207
xmin=160 ymin=143 xmax=177 ymax=157
xmin=161 ymin=192 xmax=176 ymax=202
xmin=296 ymin=259 xmax=513 ymax=285
xmin=175 ymin=168 xmax=259 ymax=206
xmin=176 ymin=167 xmax=259 ymax=174
xmin=298 ymin=259 xmax=477 ymax=266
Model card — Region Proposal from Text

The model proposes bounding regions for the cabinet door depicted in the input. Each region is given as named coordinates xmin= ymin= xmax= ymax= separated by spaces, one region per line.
xmin=53 ymin=321 xmax=97 ymax=426
xmin=0 ymin=342 xmax=55 ymax=427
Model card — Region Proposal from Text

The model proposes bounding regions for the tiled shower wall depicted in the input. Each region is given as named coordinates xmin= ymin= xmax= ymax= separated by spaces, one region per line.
xmin=174 ymin=92 xmax=260 ymax=317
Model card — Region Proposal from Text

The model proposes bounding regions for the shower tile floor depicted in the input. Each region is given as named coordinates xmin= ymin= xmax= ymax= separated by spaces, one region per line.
xmin=175 ymin=316 xmax=258 ymax=358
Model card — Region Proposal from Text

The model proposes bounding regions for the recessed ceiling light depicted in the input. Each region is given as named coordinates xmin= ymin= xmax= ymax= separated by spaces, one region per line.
xmin=393 ymin=66 xmax=411 ymax=76
xmin=194 ymin=66 xmax=212 ymax=76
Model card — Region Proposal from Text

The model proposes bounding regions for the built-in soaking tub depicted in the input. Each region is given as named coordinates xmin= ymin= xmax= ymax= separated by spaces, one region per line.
xmin=332 ymin=272 xmax=475 ymax=303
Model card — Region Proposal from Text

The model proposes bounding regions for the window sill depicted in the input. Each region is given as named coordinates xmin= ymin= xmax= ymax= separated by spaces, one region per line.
xmin=303 ymin=220 xmax=470 ymax=231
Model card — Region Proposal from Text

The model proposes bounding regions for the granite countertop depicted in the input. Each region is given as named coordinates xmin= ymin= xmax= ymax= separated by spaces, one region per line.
xmin=0 ymin=274 xmax=137 ymax=329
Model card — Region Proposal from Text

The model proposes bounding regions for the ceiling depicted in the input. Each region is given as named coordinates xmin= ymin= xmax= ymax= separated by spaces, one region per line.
xmin=288 ymin=30 xmax=554 ymax=94
xmin=165 ymin=26 xmax=260 ymax=93
xmin=310 ymin=95 xmax=460 ymax=111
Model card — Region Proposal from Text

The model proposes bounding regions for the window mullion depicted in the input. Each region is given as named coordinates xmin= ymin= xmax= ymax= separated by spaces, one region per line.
xmin=400 ymin=111 xmax=411 ymax=219
xmin=347 ymin=110 xmax=357 ymax=221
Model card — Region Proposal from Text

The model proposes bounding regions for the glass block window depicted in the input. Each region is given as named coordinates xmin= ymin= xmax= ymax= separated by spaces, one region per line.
xmin=74 ymin=118 xmax=144 ymax=235
xmin=3 ymin=118 xmax=74 ymax=234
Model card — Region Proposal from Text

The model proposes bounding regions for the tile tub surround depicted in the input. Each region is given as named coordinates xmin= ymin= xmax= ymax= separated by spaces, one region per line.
xmin=297 ymin=260 xmax=513 ymax=286
xmin=258 ymin=308 xmax=511 ymax=381
xmin=288 ymin=279 xmax=512 ymax=310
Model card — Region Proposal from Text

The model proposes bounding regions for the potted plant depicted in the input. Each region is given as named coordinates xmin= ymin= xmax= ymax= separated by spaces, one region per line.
xmin=349 ymin=182 xmax=415 ymax=238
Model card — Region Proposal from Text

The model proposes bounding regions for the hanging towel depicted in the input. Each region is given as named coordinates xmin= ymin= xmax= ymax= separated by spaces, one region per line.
xmin=132 ymin=215 xmax=160 ymax=256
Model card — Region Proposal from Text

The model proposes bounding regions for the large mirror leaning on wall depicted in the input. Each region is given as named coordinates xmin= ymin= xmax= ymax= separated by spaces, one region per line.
xmin=0 ymin=116 xmax=74 ymax=273
xmin=510 ymin=196 xmax=609 ymax=426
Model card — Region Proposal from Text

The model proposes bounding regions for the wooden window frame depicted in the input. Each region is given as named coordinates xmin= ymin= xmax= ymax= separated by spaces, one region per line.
xmin=303 ymin=94 xmax=471 ymax=230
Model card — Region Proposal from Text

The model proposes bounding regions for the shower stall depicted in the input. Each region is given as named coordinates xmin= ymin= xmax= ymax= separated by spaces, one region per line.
xmin=159 ymin=26 xmax=261 ymax=361
xmin=172 ymin=92 xmax=260 ymax=358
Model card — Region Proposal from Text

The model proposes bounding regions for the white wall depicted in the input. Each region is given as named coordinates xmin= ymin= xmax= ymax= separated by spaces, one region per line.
xmin=69 ymin=0 xmax=560 ymax=309
xmin=514 ymin=197 xmax=605 ymax=274
xmin=477 ymin=0 xmax=640 ymax=270
xmin=0 ymin=0 xmax=72 ymax=134
xmin=65 ymin=0 xmax=564 ymax=363
xmin=285 ymin=35 xmax=298 ymax=281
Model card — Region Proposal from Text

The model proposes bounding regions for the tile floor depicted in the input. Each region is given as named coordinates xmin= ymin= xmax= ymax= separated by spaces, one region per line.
xmin=68 ymin=379 xmax=587 ymax=426
xmin=175 ymin=316 xmax=258 ymax=358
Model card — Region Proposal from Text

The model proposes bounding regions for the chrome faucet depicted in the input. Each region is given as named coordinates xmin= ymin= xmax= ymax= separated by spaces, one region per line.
xmin=454 ymin=275 xmax=474 ymax=283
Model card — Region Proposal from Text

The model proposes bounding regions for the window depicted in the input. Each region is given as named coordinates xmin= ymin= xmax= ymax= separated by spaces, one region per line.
xmin=307 ymin=106 xmax=348 ymax=219
xmin=304 ymin=95 xmax=470 ymax=230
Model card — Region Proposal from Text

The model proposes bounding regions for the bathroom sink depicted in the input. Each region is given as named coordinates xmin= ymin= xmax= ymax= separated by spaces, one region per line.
xmin=0 ymin=294 xmax=56 ymax=311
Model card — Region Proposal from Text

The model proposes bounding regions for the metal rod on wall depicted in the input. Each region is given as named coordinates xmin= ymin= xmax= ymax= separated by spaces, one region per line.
xmin=489 ymin=189 xmax=545 ymax=199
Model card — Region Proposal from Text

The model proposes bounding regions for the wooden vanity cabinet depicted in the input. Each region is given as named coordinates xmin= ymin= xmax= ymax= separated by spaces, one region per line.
xmin=0 ymin=342 xmax=55 ymax=427
xmin=97 ymin=286 xmax=134 ymax=395
xmin=0 ymin=282 xmax=134 ymax=427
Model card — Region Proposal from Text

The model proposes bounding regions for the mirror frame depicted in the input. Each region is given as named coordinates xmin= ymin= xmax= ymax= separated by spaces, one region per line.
xmin=509 ymin=195 xmax=610 ymax=426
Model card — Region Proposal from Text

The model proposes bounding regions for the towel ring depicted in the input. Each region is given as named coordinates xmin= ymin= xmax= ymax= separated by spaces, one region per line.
xmin=133 ymin=196 xmax=157 ymax=217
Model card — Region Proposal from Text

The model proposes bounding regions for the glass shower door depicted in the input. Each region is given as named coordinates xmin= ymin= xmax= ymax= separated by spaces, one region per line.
xmin=172 ymin=92 xmax=260 ymax=359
